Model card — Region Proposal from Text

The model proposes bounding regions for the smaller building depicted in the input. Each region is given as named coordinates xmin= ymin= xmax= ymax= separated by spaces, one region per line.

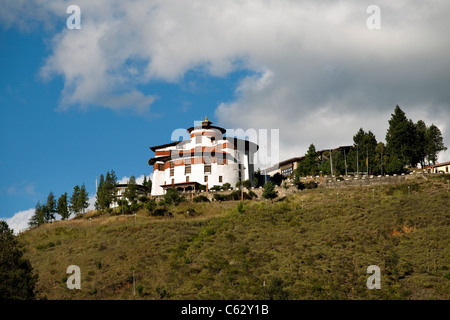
xmin=111 ymin=183 xmax=148 ymax=208
xmin=426 ymin=161 xmax=450 ymax=173
xmin=264 ymin=146 xmax=352 ymax=178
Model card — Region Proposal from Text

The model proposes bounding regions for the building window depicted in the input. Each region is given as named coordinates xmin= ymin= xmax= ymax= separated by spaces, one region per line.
xmin=185 ymin=158 xmax=191 ymax=165
xmin=204 ymin=176 xmax=208 ymax=182
xmin=185 ymin=165 xmax=191 ymax=174
xmin=281 ymin=167 xmax=293 ymax=177
xmin=186 ymin=176 xmax=190 ymax=182
xmin=170 ymin=162 xmax=174 ymax=169
xmin=219 ymin=176 xmax=223 ymax=183
xmin=210 ymin=137 xmax=215 ymax=143
xmin=204 ymin=164 xmax=211 ymax=174
xmin=172 ymin=179 xmax=174 ymax=185
xmin=158 ymin=164 xmax=164 ymax=171
xmin=196 ymin=135 xmax=202 ymax=144
xmin=170 ymin=169 xmax=174 ymax=176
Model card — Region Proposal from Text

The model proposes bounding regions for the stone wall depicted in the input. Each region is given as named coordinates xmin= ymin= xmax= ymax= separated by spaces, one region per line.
xmin=151 ymin=172 xmax=448 ymax=202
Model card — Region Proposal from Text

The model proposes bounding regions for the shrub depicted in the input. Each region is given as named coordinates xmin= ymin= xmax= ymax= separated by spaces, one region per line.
xmin=261 ymin=277 xmax=290 ymax=300
xmin=304 ymin=181 xmax=318 ymax=189
xmin=209 ymin=185 xmax=222 ymax=191
xmin=145 ymin=199 xmax=157 ymax=213
xmin=236 ymin=202 xmax=245 ymax=213
xmin=262 ymin=182 xmax=277 ymax=199
xmin=222 ymin=183 xmax=231 ymax=191
xmin=270 ymin=173 xmax=283 ymax=186
xmin=163 ymin=188 xmax=184 ymax=205
xmin=151 ymin=206 xmax=169 ymax=216
xmin=242 ymin=180 xmax=252 ymax=189
xmin=228 ymin=190 xmax=242 ymax=200
xmin=193 ymin=195 xmax=210 ymax=203
xmin=247 ymin=190 xmax=257 ymax=199
xmin=138 ymin=195 xmax=148 ymax=203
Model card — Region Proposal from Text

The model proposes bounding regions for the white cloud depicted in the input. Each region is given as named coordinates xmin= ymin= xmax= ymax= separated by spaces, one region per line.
xmin=2 ymin=208 xmax=35 ymax=235
xmin=2 ymin=0 xmax=449 ymax=161
xmin=117 ymin=174 xmax=152 ymax=185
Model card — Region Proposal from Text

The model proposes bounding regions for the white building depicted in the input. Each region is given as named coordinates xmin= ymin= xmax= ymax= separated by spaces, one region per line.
xmin=148 ymin=117 xmax=259 ymax=196
xmin=110 ymin=183 xmax=148 ymax=208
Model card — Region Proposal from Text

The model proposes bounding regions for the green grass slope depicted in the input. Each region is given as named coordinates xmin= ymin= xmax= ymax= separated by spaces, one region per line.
xmin=18 ymin=175 xmax=450 ymax=300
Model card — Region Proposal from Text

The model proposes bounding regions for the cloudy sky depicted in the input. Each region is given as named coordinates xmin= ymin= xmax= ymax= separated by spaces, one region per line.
xmin=1 ymin=0 xmax=449 ymax=232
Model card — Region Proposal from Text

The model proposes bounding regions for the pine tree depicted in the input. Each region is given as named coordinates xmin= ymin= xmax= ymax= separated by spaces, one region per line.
xmin=77 ymin=184 xmax=90 ymax=214
xmin=143 ymin=175 xmax=152 ymax=196
xmin=57 ymin=192 xmax=70 ymax=220
xmin=385 ymin=105 xmax=416 ymax=169
xmin=425 ymin=124 xmax=447 ymax=165
xmin=44 ymin=192 xmax=57 ymax=222
xmin=95 ymin=174 xmax=106 ymax=211
xmin=70 ymin=185 xmax=81 ymax=215
xmin=262 ymin=181 xmax=277 ymax=200
xmin=28 ymin=201 xmax=45 ymax=228
xmin=375 ymin=142 xmax=388 ymax=175
xmin=0 ymin=221 xmax=38 ymax=299
xmin=415 ymin=120 xmax=428 ymax=168
xmin=124 ymin=175 xmax=137 ymax=206
xmin=296 ymin=144 xmax=319 ymax=176
xmin=352 ymin=128 xmax=378 ymax=175
xmin=104 ymin=171 xmax=117 ymax=208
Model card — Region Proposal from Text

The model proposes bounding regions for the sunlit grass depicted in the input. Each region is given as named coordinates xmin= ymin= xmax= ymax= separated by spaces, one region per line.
xmin=18 ymin=175 xmax=450 ymax=300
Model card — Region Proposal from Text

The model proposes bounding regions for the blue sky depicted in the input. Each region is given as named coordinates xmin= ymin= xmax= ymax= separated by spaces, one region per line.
xmin=0 ymin=26 xmax=250 ymax=227
xmin=1 ymin=1 xmax=449 ymax=232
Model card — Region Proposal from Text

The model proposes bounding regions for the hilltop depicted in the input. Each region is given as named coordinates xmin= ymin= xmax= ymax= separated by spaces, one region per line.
xmin=17 ymin=175 xmax=450 ymax=300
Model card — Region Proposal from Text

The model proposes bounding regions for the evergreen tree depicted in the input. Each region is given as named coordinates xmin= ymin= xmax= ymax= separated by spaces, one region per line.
xmin=352 ymin=128 xmax=377 ymax=175
xmin=0 ymin=221 xmax=38 ymax=299
xmin=95 ymin=174 xmax=106 ymax=211
xmin=296 ymin=144 xmax=319 ymax=176
xmin=28 ymin=201 xmax=45 ymax=228
xmin=57 ymin=192 xmax=70 ymax=220
xmin=142 ymin=175 xmax=152 ymax=196
xmin=425 ymin=124 xmax=447 ymax=165
xmin=44 ymin=192 xmax=57 ymax=222
xmin=124 ymin=175 xmax=137 ymax=206
xmin=77 ymin=184 xmax=90 ymax=214
xmin=262 ymin=181 xmax=277 ymax=200
xmin=374 ymin=142 xmax=388 ymax=175
xmin=414 ymin=120 xmax=428 ymax=168
xmin=385 ymin=105 xmax=416 ymax=169
xmin=104 ymin=171 xmax=118 ymax=209
xmin=163 ymin=188 xmax=183 ymax=206
xmin=69 ymin=185 xmax=81 ymax=215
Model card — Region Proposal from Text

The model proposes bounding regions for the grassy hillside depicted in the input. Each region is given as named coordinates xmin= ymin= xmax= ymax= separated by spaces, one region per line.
xmin=18 ymin=175 xmax=450 ymax=300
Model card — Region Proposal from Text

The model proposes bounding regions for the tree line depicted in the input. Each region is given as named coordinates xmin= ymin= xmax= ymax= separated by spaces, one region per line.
xmin=28 ymin=170 xmax=153 ymax=228
xmin=292 ymin=105 xmax=446 ymax=179
xmin=95 ymin=170 xmax=152 ymax=214
xmin=28 ymin=184 xmax=89 ymax=228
